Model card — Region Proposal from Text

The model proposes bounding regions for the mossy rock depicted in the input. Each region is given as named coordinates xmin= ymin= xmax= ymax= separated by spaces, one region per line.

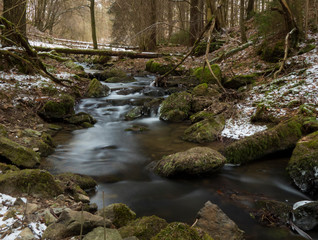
xmin=65 ymin=112 xmax=97 ymax=126
xmin=39 ymin=94 xmax=75 ymax=121
xmin=0 ymin=136 xmax=40 ymax=168
xmin=298 ymin=44 xmax=316 ymax=55
xmin=193 ymin=41 xmax=223 ymax=57
xmin=223 ymin=74 xmax=257 ymax=89
xmin=125 ymin=107 xmax=143 ymax=121
xmin=251 ymin=104 xmax=279 ymax=123
xmin=159 ymin=92 xmax=192 ymax=122
xmin=97 ymin=203 xmax=136 ymax=228
xmin=105 ymin=76 xmax=136 ymax=83
xmin=152 ymin=222 xmax=213 ymax=240
xmin=56 ymin=172 xmax=97 ymax=190
xmin=86 ymin=78 xmax=110 ymax=98
xmin=258 ymin=41 xmax=285 ymax=63
xmin=97 ymin=68 xmax=127 ymax=81
xmin=303 ymin=118 xmax=318 ymax=133
xmin=65 ymin=60 xmax=84 ymax=71
xmin=192 ymin=83 xmax=209 ymax=96
xmin=153 ymin=147 xmax=226 ymax=178
xmin=190 ymin=111 xmax=216 ymax=123
xmin=287 ymin=131 xmax=318 ymax=195
xmin=192 ymin=65 xmax=222 ymax=85
xmin=224 ymin=116 xmax=304 ymax=164
xmin=292 ymin=201 xmax=318 ymax=231
xmin=0 ymin=163 xmax=19 ymax=173
xmin=0 ymin=169 xmax=63 ymax=197
xmin=0 ymin=124 xmax=8 ymax=137
xmin=183 ymin=115 xmax=225 ymax=143
xmin=119 ymin=216 xmax=168 ymax=240
xmin=146 ymin=60 xmax=176 ymax=75
xmin=83 ymin=227 xmax=123 ymax=240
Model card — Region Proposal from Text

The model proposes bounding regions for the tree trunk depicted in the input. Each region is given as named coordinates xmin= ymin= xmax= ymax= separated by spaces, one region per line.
xmin=147 ymin=0 xmax=157 ymax=51
xmin=90 ymin=0 xmax=98 ymax=49
xmin=246 ymin=0 xmax=255 ymax=20
xmin=167 ymin=0 xmax=173 ymax=39
xmin=230 ymin=0 xmax=234 ymax=27
xmin=190 ymin=0 xmax=200 ymax=45
xmin=2 ymin=0 xmax=27 ymax=45
xmin=240 ymin=0 xmax=247 ymax=43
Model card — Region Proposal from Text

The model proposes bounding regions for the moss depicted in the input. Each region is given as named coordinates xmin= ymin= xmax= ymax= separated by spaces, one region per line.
xmin=0 ymin=136 xmax=40 ymax=168
xmin=193 ymin=41 xmax=223 ymax=57
xmin=183 ymin=115 xmax=225 ymax=143
xmin=86 ymin=78 xmax=110 ymax=98
xmin=223 ymin=73 xmax=257 ymax=89
xmin=192 ymin=83 xmax=208 ymax=96
xmin=258 ymin=41 xmax=285 ymax=63
xmin=65 ymin=112 xmax=96 ymax=125
xmin=192 ymin=64 xmax=222 ymax=85
xmin=224 ymin=116 xmax=304 ymax=164
xmin=98 ymin=203 xmax=136 ymax=228
xmin=146 ymin=60 xmax=176 ymax=75
xmin=0 ymin=169 xmax=62 ymax=197
xmin=125 ymin=107 xmax=143 ymax=121
xmin=251 ymin=103 xmax=279 ymax=123
xmin=65 ymin=60 xmax=84 ymax=71
xmin=0 ymin=163 xmax=19 ymax=173
xmin=298 ymin=44 xmax=316 ymax=55
xmin=160 ymin=92 xmax=192 ymax=122
xmin=41 ymin=84 xmax=59 ymax=96
xmin=190 ymin=111 xmax=216 ymax=123
xmin=56 ymin=172 xmax=97 ymax=190
xmin=100 ymin=68 xmax=127 ymax=81
xmin=39 ymin=94 xmax=75 ymax=120
xmin=152 ymin=222 xmax=213 ymax=240
xmin=0 ymin=124 xmax=8 ymax=137
xmin=105 ymin=76 xmax=135 ymax=83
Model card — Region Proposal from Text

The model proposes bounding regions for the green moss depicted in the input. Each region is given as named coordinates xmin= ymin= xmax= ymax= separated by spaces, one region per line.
xmin=192 ymin=83 xmax=208 ymax=96
xmin=192 ymin=64 xmax=222 ymax=85
xmin=152 ymin=222 xmax=213 ymax=240
xmin=193 ymin=41 xmax=223 ymax=57
xmin=105 ymin=76 xmax=135 ymax=83
xmin=56 ymin=172 xmax=97 ymax=190
xmin=65 ymin=112 xmax=96 ymax=125
xmin=65 ymin=60 xmax=84 ymax=71
xmin=0 ymin=169 xmax=62 ymax=197
xmin=0 ymin=124 xmax=8 ymax=137
xmin=298 ymin=44 xmax=316 ymax=55
xmin=86 ymin=78 xmax=110 ymax=98
xmin=251 ymin=103 xmax=278 ymax=123
xmin=160 ymin=92 xmax=192 ymax=122
xmin=223 ymin=74 xmax=257 ymax=89
xmin=190 ymin=111 xmax=216 ymax=123
xmin=0 ymin=163 xmax=19 ymax=173
xmin=100 ymin=68 xmax=127 ymax=80
xmin=146 ymin=60 xmax=176 ymax=75
xmin=224 ymin=116 xmax=304 ymax=164
xmin=0 ymin=136 xmax=40 ymax=168
xmin=119 ymin=216 xmax=168 ymax=240
xmin=258 ymin=41 xmax=285 ymax=63
xmin=125 ymin=107 xmax=143 ymax=121
xmin=41 ymin=84 xmax=58 ymax=96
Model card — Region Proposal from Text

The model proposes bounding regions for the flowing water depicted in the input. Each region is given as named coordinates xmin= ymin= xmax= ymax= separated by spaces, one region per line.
xmin=47 ymin=75 xmax=317 ymax=240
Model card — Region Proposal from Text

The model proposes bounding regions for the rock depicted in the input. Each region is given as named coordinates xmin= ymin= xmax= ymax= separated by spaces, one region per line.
xmin=36 ymin=133 xmax=56 ymax=157
xmin=86 ymin=78 xmax=110 ymax=98
xmin=105 ymin=76 xmax=136 ymax=83
xmin=0 ymin=136 xmax=40 ymax=168
xmin=0 ymin=169 xmax=62 ymax=197
xmin=224 ymin=116 xmax=304 ymax=164
xmin=90 ymin=68 xmax=127 ymax=81
xmin=159 ymin=92 xmax=192 ymax=122
xmin=22 ymin=129 xmax=42 ymax=137
xmin=125 ymin=125 xmax=149 ymax=133
xmin=142 ymin=87 xmax=165 ymax=97
xmin=0 ymin=163 xmax=19 ymax=173
xmin=43 ymin=209 xmax=57 ymax=225
xmin=38 ymin=94 xmax=75 ymax=121
xmin=152 ymin=222 xmax=213 ymax=240
xmin=119 ymin=215 xmax=167 ymax=240
xmin=190 ymin=111 xmax=217 ymax=124
xmin=125 ymin=107 xmax=143 ymax=121
xmin=257 ymin=41 xmax=285 ymax=63
xmin=145 ymin=60 xmax=176 ymax=75
xmin=292 ymin=201 xmax=318 ymax=231
xmin=18 ymin=227 xmax=35 ymax=240
xmin=25 ymin=203 xmax=39 ymax=215
xmin=183 ymin=115 xmax=225 ymax=143
xmin=97 ymin=203 xmax=136 ymax=228
xmin=223 ymin=74 xmax=257 ymax=89
xmin=192 ymin=83 xmax=220 ymax=97
xmin=56 ymin=172 xmax=97 ymax=190
xmin=77 ymin=193 xmax=90 ymax=203
xmin=153 ymin=147 xmax=226 ymax=178
xmin=192 ymin=64 xmax=223 ymax=85
xmin=251 ymin=103 xmax=280 ymax=123
xmin=83 ymin=227 xmax=123 ymax=240
xmin=65 ymin=112 xmax=97 ymax=126
xmin=42 ymin=209 xmax=112 ymax=240
xmin=196 ymin=201 xmax=244 ymax=240
xmin=83 ymin=203 xmax=98 ymax=214
xmin=287 ymin=131 xmax=318 ymax=195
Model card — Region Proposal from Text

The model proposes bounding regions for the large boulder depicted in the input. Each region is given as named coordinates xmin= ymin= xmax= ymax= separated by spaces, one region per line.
xmin=125 ymin=107 xmax=143 ymax=121
xmin=293 ymin=201 xmax=318 ymax=231
xmin=86 ymin=78 xmax=110 ymax=98
xmin=196 ymin=201 xmax=244 ymax=240
xmin=97 ymin=203 xmax=136 ymax=228
xmin=119 ymin=216 xmax=168 ymax=240
xmin=0 ymin=136 xmax=40 ymax=168
xmin=153 ymin=147 xmax=226 ymax=178
xmin=224 ymin=117 xmax=304 ymax=164
xmin=183 ymin=115 xmax=225 ymax=143
xmin=65 ymin=112 xmax=97 ymax=127
xmin=83 ymin=227 xmax=123 ymax=240
xmin=223 ymin=74 xmax=257 ymax=89
xmin=0 ymin=169 xmax=62 ymax=197
xmin=42 ymin=209 xmax=112 ymax=240
xmin=192 ymin=64 xmax=222 ymax=85
xmin=56 ymin=172 xmax=97 ymax=190
xmin=146 ymin=60 xmax=176 ymax=75
xmin=159 ymin=92 xmax=192 ymax=122
xmin=287 ymin=131 xmax=318 ymax=195
xmin=152 ymin=222 xmax=213 ymax=240
xmin=38 ymin=94 xmax=75 ymax=121
xmin=89 ymin=68 xmax=127 ymax=81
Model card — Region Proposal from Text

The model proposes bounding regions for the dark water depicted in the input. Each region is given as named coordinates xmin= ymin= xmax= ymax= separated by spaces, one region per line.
xmin=47 ymin=76 xmax=317 ymax=240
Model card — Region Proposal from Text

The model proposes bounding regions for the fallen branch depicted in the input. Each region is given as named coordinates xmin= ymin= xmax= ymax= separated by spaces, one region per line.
xmin=155 ymin=18 xmax=214 ymax=87
xmin=274 ymin=28 xmax=297 ymax=79
xmin=209 ymin=41 xmax=253 ymax=64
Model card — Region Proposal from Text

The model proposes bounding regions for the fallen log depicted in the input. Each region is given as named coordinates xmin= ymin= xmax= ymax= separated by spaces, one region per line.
xmin=33 ymin=46 xmax=178 ymax=59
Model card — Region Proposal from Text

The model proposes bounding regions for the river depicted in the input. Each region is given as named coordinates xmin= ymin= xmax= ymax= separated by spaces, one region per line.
xmin=46 ymin=75 xmax=317 ymax=240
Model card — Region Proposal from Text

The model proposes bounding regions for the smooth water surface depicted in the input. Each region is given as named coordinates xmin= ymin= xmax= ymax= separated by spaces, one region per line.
xmin=47 ymin=76 xmax=316 ymax=240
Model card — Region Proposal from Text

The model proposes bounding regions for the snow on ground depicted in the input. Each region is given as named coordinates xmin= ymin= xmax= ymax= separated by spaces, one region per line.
xmin=222 ymin=33 xmax=318 ymax=140
xmin=0 ymin=193 xmax=45 ymax=240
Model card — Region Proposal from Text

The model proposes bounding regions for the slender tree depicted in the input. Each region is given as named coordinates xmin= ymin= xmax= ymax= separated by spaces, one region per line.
xmin=190 ymin=0 xmax=200 ymax=45
xmin=89 ymin=0 xmax=98 ymax=49
xmin=240 ymin=0 xmax=247 ymax=43
xmin=246 ymin=0 xmax=255 ymax=20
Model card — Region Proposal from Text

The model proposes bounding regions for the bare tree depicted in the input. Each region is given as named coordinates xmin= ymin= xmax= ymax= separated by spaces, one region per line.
xmin=190 ymin=0 xmax=200 ymax=45
xmin=240 ymin=0 xmax=247 ymax=43
xmin=89 ymin=0 xmax=98 ymax=49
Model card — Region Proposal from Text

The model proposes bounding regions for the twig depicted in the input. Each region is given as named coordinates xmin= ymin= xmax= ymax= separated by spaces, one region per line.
xmin=103 ymin=191 xmax=106 ymax=240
